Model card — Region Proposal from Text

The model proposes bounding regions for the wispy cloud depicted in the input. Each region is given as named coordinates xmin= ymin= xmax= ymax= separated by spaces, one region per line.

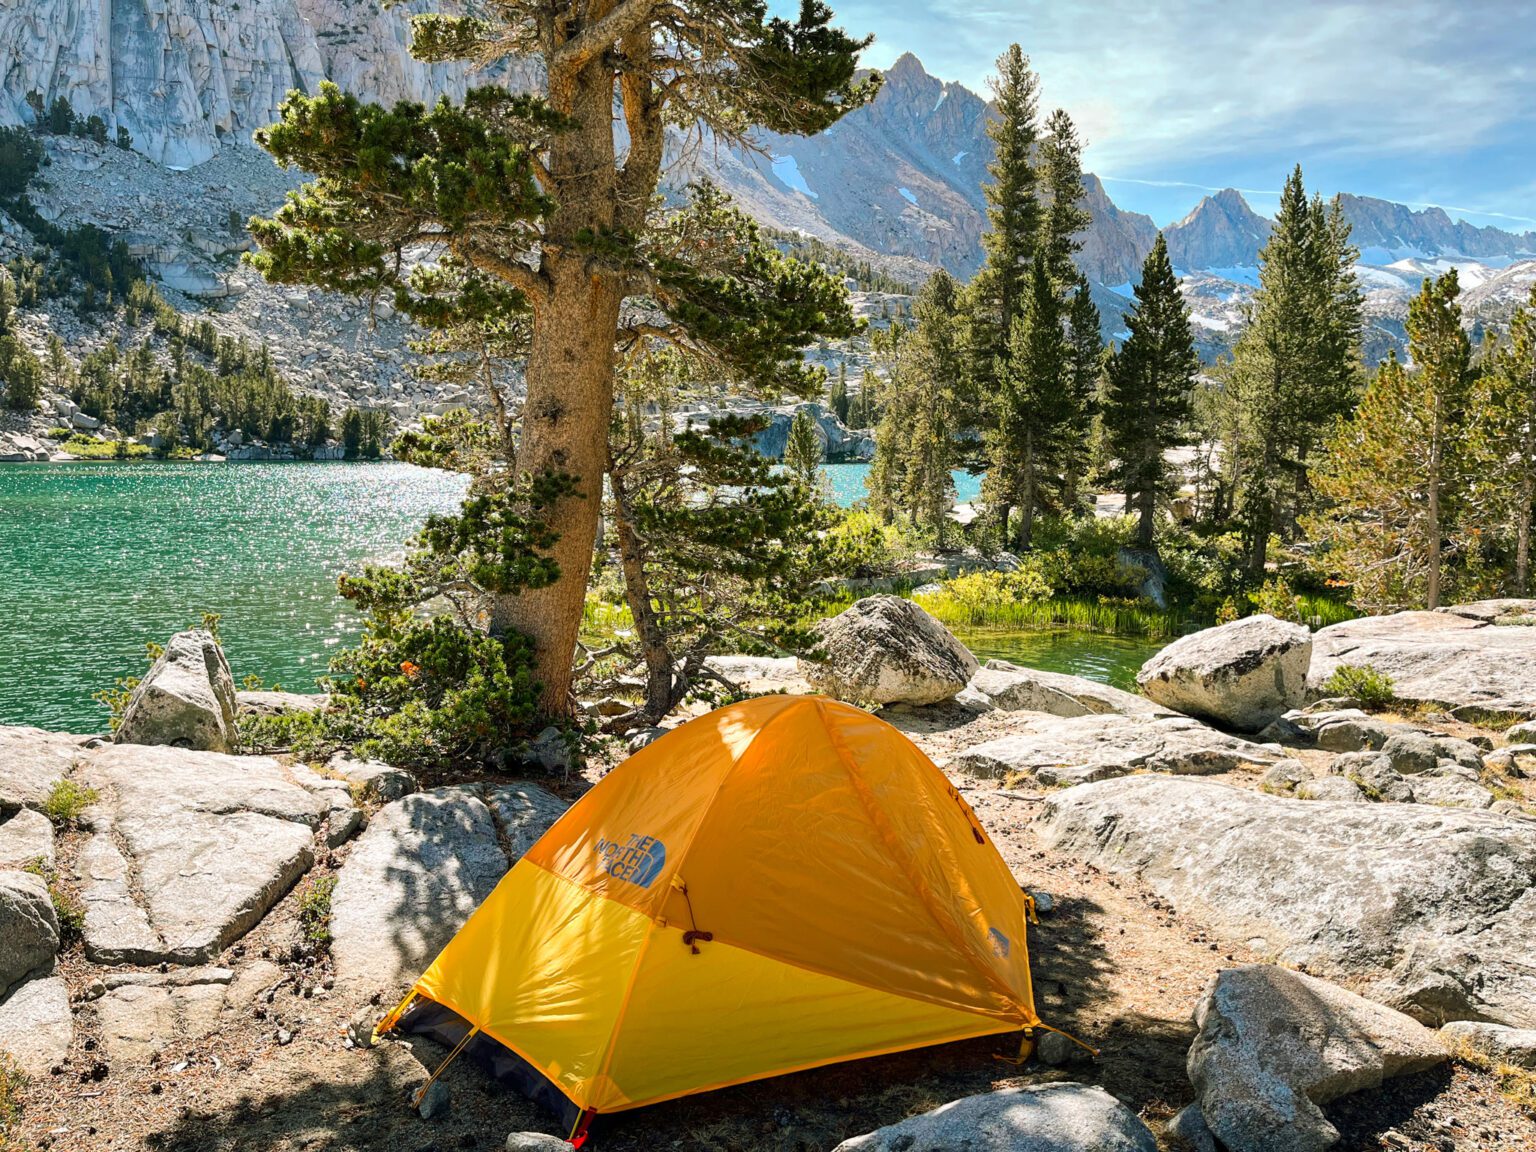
xmin=826 ymin=0 xmax=1536 ymax=227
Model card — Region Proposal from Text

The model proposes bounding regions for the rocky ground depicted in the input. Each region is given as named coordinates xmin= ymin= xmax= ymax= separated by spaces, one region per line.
xmin=4 ymin=600 xmax=1536 ymax=1151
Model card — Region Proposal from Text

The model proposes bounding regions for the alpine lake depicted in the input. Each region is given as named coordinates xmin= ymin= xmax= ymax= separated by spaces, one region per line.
xmin=1 ymin=461 xmax=1157 ymax=731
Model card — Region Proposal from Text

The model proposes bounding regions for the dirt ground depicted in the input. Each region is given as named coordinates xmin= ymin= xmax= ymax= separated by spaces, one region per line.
xmin=10 ymin=701 xmax=1536 ymax=1152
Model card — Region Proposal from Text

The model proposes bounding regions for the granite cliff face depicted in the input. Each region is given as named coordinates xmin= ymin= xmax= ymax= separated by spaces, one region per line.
xmin=0 ymin=0 xmax=479 ymax=168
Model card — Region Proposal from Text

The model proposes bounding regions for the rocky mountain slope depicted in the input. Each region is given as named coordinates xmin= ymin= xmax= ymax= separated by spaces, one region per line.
xmin=3 ymin=10 xmax=1532 ymax=374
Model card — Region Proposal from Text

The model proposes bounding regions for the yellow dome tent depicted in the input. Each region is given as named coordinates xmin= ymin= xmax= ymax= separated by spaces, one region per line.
xmin=377 ymin=695 xmax=1041 ymax=1141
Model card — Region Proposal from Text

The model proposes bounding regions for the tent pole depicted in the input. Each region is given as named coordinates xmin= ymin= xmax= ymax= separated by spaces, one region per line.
xmin=411 ymin=1025 xmax=480 ymax=1110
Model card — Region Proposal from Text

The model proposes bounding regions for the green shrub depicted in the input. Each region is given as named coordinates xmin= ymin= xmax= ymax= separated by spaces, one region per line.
xmin=62 ymin=434 xmax=151 ymax=460
xmin=296 ymin=874 xmax=337 ymax=947
xmin=93 ymin=639 xmax=163 ymax=731
xmin=41 ymin=778 xmax=99 ymax=825
xmin=822 ymin=510 xmax=916 ymax=579
xmin=21 ymin=859 xmax=85 ymax=946
xmin=927 ymin=567 xmax=1054 ymax=624
xmin=1321 ymin=664 xmax=1396 ymax=710
xmin=245 ymin=613 xmax=546 ymax=777
xmin=0 ymin=126 xmax=43 ymax=197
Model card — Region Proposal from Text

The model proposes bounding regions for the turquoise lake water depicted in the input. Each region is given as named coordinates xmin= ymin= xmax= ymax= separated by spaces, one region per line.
xmin=2 ymin=461 xmax=1148 ymax=732
xmin=1 ymin=462 xmax=468 ymax=731
xmin=820 ymin=463 xmax=983 ymax=509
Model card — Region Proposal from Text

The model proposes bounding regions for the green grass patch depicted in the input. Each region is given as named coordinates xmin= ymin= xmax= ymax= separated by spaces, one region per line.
xmin=296 ymin=874 xmax=338 ymax=948
xmin=0 ymin=1050 xmax=26 ymax=1141
xmin=40 ymin=778 xmax=98 ymax=825
xmin=21 ymin=858 xmax=85 ymax=947
xmin=917 ymin=591 xmax=1187 ymax=638
xmin=60 ymin=434 xmax=151 ymax=460
xmin=1321 ymin=663 xmax=1396 ymax=709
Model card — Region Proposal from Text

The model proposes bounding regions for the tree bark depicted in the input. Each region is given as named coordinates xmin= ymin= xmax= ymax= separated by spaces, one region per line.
xmin=608 ymin=463 xmax=678 ymax=722
xmin=1426 ymin=394 xmax=1443 ymax=611
xmin=1136 ymin=482 xmax=1156 ymax=548
xmin=1017 ymin=430 xmax=1036 ymax=551
xmin=486 ymin=45 xmax=624 ymax=716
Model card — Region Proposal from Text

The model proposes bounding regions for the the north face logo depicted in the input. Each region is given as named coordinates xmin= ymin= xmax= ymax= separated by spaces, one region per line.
xmin=595 ymin=834 xmax=667 ymax=888
xmin=988 ymin=927 xmax=1010 ymax=959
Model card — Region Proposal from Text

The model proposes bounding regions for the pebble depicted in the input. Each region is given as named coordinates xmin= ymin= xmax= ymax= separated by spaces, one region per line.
xmin=416 ymin=1079 xmax=450 ymax=1120
xmin=276 ymin=1028 xmax=293 ymax=1046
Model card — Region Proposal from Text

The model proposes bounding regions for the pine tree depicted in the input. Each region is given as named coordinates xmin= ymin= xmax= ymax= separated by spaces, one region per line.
xmin=1037 ymin=109 xmax=1091 ymax=291
xmin=1406 ymin=270 xmax=1473 ymax=608
xmin=984 ymin=255 xmax=1068 ymax=550
xmin=245 ymin=5 xmax=873 ymax=713
xmin=963 ymin=44 xmax=1041 ymax=421
xmin=784 ymin=408 xmax=823 ymax=485
xmin=1477 ymin=285 xmax=1536 ymax=589
xmin=1060 ymin=277 xmax=1103 ymax=514
xmin=1309 ymin=272 xmax=1471 ymax=610
xmin=1230 ymin=166 xmax=1362 ymax=580
xmin=829 ymin=361 xmax=850 ymax=424
xmin=607 ymin=351 xmax=837 ymax=723
xmin=866 ymin=270 xmax=961 ymax=537
xmin=1102 ymin=234 xmax=1198 ymax=547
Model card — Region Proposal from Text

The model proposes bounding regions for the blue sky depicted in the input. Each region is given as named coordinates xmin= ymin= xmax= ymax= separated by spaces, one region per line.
xmin=823 ymin=0 xmax=1536 ymax=230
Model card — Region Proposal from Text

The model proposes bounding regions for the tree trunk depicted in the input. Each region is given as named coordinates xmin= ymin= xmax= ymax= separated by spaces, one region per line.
xmin=489 ymin=263 xmax=621 ymax=712
xmin=1519 ymin=409 xmax=1536 ymax=593
xmin=1017 ymin=432 xmax=1036 ymax=551
xmin=1426 ymin=398 xmax=1443 ymax=611
xmin=609 ymin=466 xmax=676 ymax=722
xmin=487 ymin=50 xmax=622 ymax=716
xmin=1245 ymin=495 xmax=1271 ymax=585
xmin=1136 ymin=484 xmax=1156 ymax=548
xmin=1517 ymin=478 xmax=1533 ymax=594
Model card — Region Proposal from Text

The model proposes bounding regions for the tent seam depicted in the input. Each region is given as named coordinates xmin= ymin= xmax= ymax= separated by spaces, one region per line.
xmin=814 ymin=698 xmax=1034 ymax=1018
xmin=518 ymin=856 xmax=1031 ymax=1024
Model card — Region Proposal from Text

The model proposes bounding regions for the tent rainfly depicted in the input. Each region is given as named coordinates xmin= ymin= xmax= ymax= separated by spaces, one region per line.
xmin=378 ymin=695 xmax=1044 ymax=1143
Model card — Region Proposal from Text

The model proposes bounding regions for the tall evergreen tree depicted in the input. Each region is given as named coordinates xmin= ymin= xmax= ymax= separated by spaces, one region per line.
xmin=1477 ymin=285 xmax=1536 ymax=589
xmin=1230 ymin=166 xmax=1362 ymax=580
xmin=1405 ymin=270 xmax=1473 ymax=608
xmin=984 ymin=256 xmax=1068 ymax=550
xmin=1309 ymin=272 xmax=1471 ymax=610
xmin=963 ymin=43 xmax=1041 ymax=428
xmin=244 ymin=0 xmax=873 ymax=713
xmin=1059 ymin=278 xmax=1103 ymax=514
xmin=1036 ymin=109 xmax=1091 ymax=291
xmin=829 ymin=361 xmax=850 ymax=424
xmin=1102 ymin=234 xmax=1198 ymax=547
xmin=784 ymin=408 xmax=823 ymax=485
xmin=867 ymin=270 xmax=961 ymax=537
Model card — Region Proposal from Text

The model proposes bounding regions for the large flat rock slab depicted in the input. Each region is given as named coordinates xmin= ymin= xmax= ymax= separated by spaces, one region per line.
xmin=0 ymin=976 xmax=73 ymax=1075
xmin=1309 ymin=601 xmax=1536 ymax=720
xmin=947 ymin=713 xmax=1292 ymax=785
xmin=1034 ymin=776 xmax=1536 ymax=1026
xmin=961 ymin=660 xmax=1171 ymax=719
xmin=78 ymin=745 xmax=324 ymax=965
xmin=0 ymin=726 xmax=84 ymax=812
xmin=330 ymin=783 xmax=565 ymax=999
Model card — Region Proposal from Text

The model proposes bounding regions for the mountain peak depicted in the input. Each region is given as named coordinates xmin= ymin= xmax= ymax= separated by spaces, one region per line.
xmin=1165 ymin=189 xmax=1272 ymax=270
xmin=885 ymin=52 xmax=930 ymax=84
xmin=1211 ymin=187 xmax=1251 ymax=212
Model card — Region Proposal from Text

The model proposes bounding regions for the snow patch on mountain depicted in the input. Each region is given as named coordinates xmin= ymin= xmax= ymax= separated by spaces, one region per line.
xmin=771 ymin=155 xmax=818 ymax=199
